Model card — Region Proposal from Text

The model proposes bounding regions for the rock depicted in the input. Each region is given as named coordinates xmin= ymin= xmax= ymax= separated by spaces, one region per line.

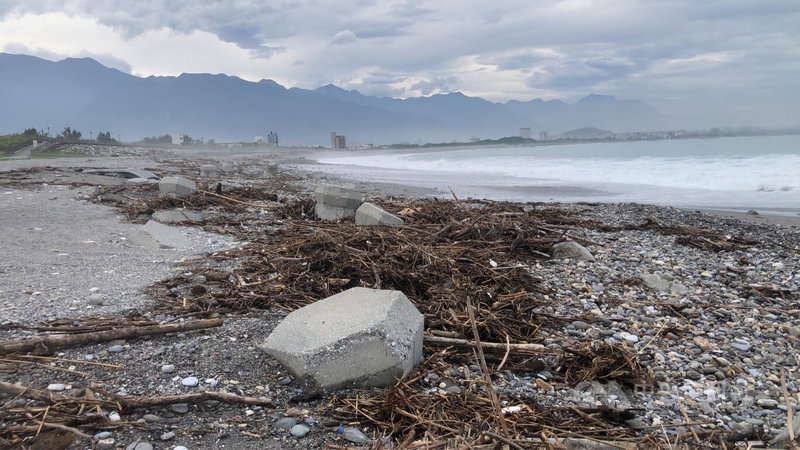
xmin=142 ymin=414 xmax=165 ymax=423
xmin=128 ymin=220 xmax=191 ymax=249
xmin=746 ymin=209 xmax=760 ymax=215
xmin=47 ymin=383 xmax=66 ymax=391
xmin=162 ymin=364 xmax=176 ymax=373
xmin=170 ymin=403 xmax=189 ymax=414
xmin=94 ymin=431 xmax=113 ymax=440
xmin=173 ymin=447 xmax=189 ymax=450
xmin=125 ymin=177 xmax=157 ymax=186
xmin=152 ymin=209 xmax=204 ymax=224
xmin=108 ymin=345 xmax=124 ymax=353
xmin=181 ymin=376 xmax=199 ymax=387
xmin=290 ymin=424 xmax=311 ymax=437
xmin=130 ymin=443 xmax=154 ymax=450
xmin=313 ymin=184 xmax=362 ymax=221
xmin=551 ymin=241 xmax=595 ymax=262
xmin=640 ymin=273 xmax=688 ymax=294
xmin=757 ymin=398 xmax=779 ymax=408
xmin=274 ymin=417 xmax=297 ymax=429
xmin=260 ymin=287 xmax=424 ymax=390
xmin=355 ymin=202 xmax=404 ymax=227
xmin=161 ymin=431 xmax=176 ymax=440
xmin=731 ymin=339 xmax=751 ymax=352
xmin=200 ymin=164 xmax=217 ymax=178
xmin=158 ymin=176 xmax=197 ymax=195
xmin=108 ymin=411 xmax=121 ymax=422
xmin=96 ymin=438 xmax=115 ymax=449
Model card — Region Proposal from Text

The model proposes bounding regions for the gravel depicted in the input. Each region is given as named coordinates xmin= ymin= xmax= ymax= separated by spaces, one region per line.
xmin=1 ymin=151 xmax=797 ymax=448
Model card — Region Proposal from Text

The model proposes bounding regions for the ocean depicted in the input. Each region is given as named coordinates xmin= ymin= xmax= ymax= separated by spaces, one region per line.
xmin=312 ymin=135 xmax=800 ymax=215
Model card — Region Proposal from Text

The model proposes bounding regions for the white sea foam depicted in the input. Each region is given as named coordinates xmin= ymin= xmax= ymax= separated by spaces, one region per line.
xmin=315 ymin=135 xmax=800 ymax=210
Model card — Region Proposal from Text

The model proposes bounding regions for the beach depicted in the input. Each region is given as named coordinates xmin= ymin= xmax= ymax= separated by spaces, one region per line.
xmin=0 ymin=143 xmax=798 ymax=449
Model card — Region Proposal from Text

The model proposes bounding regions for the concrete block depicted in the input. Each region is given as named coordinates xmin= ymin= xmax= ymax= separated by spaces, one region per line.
xmin=152 ymin=209 xmax=203 ymax=223
xmin=260 ymin=287 xmax=424 ymax=390
xmin=125 ymin=177 xmax=157 ymax=186
xmin=551 ymin=241 xmax=595 ymax=262
xmin=314 ymin=184 xmax=362 ymax=221
xmin=200 ymin=164 xmax=217 ymax=178
xmin=128 ymin=220 xmax=191 ymax=249
xmin=355 ymin=202 xmax=404 ymax=227
xmin=158 ymin=176 xmax=197 ymax=195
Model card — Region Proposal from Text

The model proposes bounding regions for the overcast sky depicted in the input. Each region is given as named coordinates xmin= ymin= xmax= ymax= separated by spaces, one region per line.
xmin=1 ymin=1 xmax=798 ymax=127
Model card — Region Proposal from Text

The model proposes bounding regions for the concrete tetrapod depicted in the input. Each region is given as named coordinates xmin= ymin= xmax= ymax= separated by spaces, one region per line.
xmin=260 ymin=287 xmax=424 ymax=390
xmin=313 ymin=184 xmax=363 ymax=221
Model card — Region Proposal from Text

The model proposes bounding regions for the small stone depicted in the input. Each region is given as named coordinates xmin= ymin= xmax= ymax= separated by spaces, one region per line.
xmin=274 ymin=417 xmax=297 ymax=429
xmin=108 ymin=345 xmax=124 ymax=353
xmin=47 ymin=383 xmax=66 ymax=392
xmin=170 ymin=403 xmax=189 ymax=414
xmin=173 ymin=447 xmax=189 ymax=450
xmin=731 ymin=339 xmax=751 ymax=352
xmin=142 ymin=414 xmax=165 ymax=423
xmin=96 ymin=438 xmax=115 ymax=449
xmin=161 ymin=431 xmax=176 ymax=441
xmin=108 ymin=411 xmax=121 ymax=422
xmin=181 ymin=376 xmax=199 ymax=387
xmin=290 ymin=424 xmax=311 ymax=437
xmin=94 ymin=431 xmax=113 ymax=440
xmin=757 ymin=398 xmax=779 ymax=408
xmin=162 ymin=364 xmax=176 ymax=373
xmin=623 ymin=333 xmax=639 ymax=343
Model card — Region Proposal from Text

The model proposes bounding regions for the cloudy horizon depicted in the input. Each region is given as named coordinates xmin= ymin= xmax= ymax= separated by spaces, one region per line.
xmin=1 ymin=1 xmax=799 ymax=128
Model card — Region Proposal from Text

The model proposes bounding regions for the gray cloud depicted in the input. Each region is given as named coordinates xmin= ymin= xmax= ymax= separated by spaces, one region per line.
xmin=1 ymin=0 xmax=798 ymax=126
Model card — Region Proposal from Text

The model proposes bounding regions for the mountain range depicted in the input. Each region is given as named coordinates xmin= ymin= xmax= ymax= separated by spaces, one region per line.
xmin=0 ymin=53 xmax=668 ymax=146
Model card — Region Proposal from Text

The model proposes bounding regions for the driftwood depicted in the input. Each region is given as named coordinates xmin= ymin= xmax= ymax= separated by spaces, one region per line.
xmin=0 ymin=318 xmax=223 ymax=355
xmin=0 ymin=381 xmax=272 ymax=410
xmin=424 ymin=334 xmax=548 ymax=352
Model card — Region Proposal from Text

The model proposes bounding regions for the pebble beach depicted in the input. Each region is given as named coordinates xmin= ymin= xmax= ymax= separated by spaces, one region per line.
xmin=0 ymin=144 xmax=798 ymax=449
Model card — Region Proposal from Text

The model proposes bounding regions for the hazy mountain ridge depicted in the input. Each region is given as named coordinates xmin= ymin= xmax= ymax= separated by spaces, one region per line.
xmin=0 ymin=53 xmax=667 ymax=146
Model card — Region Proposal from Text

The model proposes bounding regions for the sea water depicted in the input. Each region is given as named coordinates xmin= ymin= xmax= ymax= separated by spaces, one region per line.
xmin=315 ymin=135 xmax=800 ymax=214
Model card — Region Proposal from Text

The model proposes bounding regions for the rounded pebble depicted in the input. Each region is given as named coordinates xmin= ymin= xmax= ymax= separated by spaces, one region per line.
xmin=181 ymin=376 xmax=199 ymax=387
xmin=290 ymin=424 xmax=310 ymax=437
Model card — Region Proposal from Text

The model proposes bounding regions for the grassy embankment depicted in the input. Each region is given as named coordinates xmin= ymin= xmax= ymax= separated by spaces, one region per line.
xmin=0 ymin=133 xmax=33 ymax=157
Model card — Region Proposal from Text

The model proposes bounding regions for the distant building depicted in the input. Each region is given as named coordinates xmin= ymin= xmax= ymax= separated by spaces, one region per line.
xmin=520 ymin=127 xmax=531 ymax=139
xmin=330 ymin=132 xmax=346 ymax=149
xmin=267 ymin=131 xmax=279 ymax=146
xmin=539 ymin=131 xmax=549 ymax=141
xmin=171 ymin=133 xmax=185 ymax=145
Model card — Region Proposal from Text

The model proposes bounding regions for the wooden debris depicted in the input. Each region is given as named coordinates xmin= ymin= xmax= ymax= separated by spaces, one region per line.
xmin=0 ymin=318 xmax=223 ymax=355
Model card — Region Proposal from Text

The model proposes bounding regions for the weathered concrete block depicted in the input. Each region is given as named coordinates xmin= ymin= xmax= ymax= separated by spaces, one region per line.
xmin=355 ymin=202 xmax=404 ymax=227
xmin=260 ymin=287 xmax=424 ymax=390
xmin=152 ymin=209 xmax=203 ymax=223
xmin=158 ymin=176 xmax=197 ymax=195
xmin=551 ymin=241 xmax=595 ymax=262
xmin=200 ymin=164 xmax=217 ymax=178
xmin=314 ymin=184 xmax=362 ymax=221
xmin=128 ymin=220 xmax=191 ymax=249
xmin=125 ymin=177 xmax=157 ymax=186
xmin=640 ymin=273 xmax=688 ymax=295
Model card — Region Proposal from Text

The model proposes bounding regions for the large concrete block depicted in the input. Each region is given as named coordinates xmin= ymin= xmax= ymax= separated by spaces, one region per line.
xmin=200 ymin=164 xmax=217 ymax=178
xmin=551 ymin=241 xmax=595 ymax=262
xmin=128 ymin=220 xmax=191 ymax=249
xmin=152 ymin=209 xmax=203 ymax=223
xmin=260 ymin=287 xmax=424 ymax=390
xmin=313 ymin=184 xmax=362 ymax=221
xmin=158 ymin=176 xmax=197 ymax=195
xmin=355 ymin=202 xmax=404 ymax=227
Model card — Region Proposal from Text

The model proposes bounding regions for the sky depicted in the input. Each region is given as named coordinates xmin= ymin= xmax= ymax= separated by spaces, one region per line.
xmin=0 ymin=0 xmax=799 ymax=127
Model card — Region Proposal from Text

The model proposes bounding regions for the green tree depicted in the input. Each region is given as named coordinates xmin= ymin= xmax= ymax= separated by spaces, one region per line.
xmin=59 ymin=127 xmax=82 ymax=140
